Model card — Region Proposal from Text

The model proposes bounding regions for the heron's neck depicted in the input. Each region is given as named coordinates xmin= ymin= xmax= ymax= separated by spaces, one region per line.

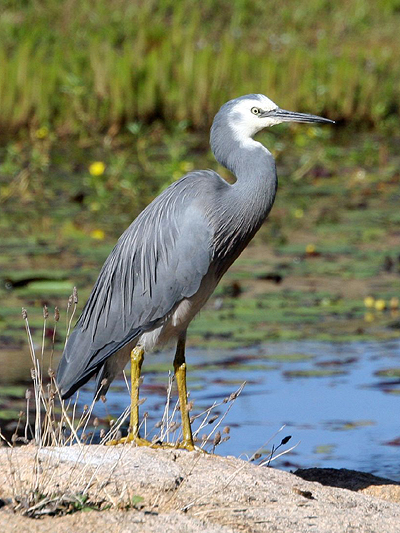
xmin=209 ymin=132 xmax=278 ymax=269
xmin=212 ymin=132 xmax=277 ymax=219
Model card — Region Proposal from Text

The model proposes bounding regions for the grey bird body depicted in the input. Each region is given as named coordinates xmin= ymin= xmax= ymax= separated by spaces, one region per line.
xmin=57 ymin=94 xmax=333 ymax=414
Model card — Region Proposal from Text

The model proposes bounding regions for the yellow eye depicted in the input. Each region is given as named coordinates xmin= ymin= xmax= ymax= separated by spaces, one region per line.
xmin=251 ymin=107 xmax=261 ymax=115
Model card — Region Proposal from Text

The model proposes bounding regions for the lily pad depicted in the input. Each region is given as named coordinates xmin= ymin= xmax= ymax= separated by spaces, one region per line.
xmin=314 ymin=444 xmax=336 ymax=455
xmin=375 ymin=368 xmax=400 ymax=378
xmin=283 ymin=369 xmax=346 ymax=378
xmin=0 ymin=385 xmax=26 ymax=398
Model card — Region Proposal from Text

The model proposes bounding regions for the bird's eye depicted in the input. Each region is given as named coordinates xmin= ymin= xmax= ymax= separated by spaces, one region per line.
xmin=251 ymin=107 xmax=261 ymax=115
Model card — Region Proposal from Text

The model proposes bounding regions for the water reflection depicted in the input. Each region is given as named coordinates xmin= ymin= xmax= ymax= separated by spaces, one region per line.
xmin=75 ymin=340 xmax=400 ymax=480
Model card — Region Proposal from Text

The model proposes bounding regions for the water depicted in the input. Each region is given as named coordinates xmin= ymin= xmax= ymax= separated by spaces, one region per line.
xmin=75 ymin=339 xmax=400 ymax=480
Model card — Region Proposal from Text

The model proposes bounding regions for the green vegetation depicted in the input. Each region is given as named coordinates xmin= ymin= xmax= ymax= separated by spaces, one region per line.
xmin=1 ymin=0 xmax=400 ymax=134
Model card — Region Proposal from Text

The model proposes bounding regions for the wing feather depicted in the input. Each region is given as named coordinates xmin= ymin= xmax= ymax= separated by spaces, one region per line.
xmin=57 ymin=171 xmax=224 ymax=398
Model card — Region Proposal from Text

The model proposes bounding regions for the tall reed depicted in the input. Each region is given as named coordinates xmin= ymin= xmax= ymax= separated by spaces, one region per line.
xmin=0 ymin=0 xmax=399 ymax=133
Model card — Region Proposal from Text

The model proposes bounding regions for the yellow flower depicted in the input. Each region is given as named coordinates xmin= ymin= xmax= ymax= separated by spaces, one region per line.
xmin=364 ymin=296 xmax=375 ymax=308
xmin=375 ymin=299 xmax=386 ymax=311
xmin=390 ymin=297 xmax=399 ymax=310
xmin=305 ymin=243 xmax=315 ymax=254
xmin=90 ymin=229 xmax=105 ymax=240
xmin=294 ymin=208 xmax=304 ymax=219
xmin=364 ymin=312 xmax=374 ymax=323
xmin=89 ymin=161 xmax=106 ymax=176
xmin=35 ymin=126 xmax=49 ymax=139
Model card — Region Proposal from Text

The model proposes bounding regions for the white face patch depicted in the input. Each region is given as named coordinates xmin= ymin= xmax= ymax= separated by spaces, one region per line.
xmin=228 ymin=95 xmax=279 ymax=141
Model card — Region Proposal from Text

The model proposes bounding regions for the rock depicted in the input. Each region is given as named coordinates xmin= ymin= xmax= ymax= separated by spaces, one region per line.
xmin=0 ymin=446 xmax=399 ymax=532
xmin=295 ymin=467 xmax=400 ymax=503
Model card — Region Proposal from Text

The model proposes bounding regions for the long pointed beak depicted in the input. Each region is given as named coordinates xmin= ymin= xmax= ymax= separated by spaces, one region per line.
xmin=268 ymin=108 xmax=335 ymax=125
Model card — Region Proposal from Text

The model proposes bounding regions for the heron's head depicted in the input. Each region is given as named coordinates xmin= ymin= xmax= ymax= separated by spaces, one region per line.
xmin=214 ymin=94 xmax=334 ymax=141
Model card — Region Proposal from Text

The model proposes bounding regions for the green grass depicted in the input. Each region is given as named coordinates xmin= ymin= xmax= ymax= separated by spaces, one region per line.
xmin=0 ymin=0 xmax=400 ymax=134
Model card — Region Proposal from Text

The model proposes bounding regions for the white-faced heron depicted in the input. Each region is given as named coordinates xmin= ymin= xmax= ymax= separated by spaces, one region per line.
xmin=57 ymin=94 xmax=334 ymax=449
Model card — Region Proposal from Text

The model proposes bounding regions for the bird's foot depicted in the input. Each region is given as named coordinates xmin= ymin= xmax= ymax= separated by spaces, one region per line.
xmin=173 ymin=439 xmax=196 ymax=452
xmin=166 ymin=439 xmax=207 ymax=453
xmin=106 ymin=433 xmax=153 ymax=447
xmin=160 ymin=441 xmax=205 ymax=452
xmin=106 ymin=434 xmax=201 ymax=451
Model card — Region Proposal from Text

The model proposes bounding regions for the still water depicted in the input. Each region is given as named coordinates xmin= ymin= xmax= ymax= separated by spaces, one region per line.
xmin=75 ymin=339 xmax=400 ymax=480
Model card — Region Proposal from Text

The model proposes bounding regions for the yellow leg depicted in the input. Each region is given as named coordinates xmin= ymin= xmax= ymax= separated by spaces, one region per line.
xmin=107 ymin=341 xmax=197 ymax=451
xmin=107 ymin=346 xmax=151 ymax=446
xmin=173 ymin=335 xmax=194 ymax=451
xmin=129 ymin=345 xmax=144 ymax=438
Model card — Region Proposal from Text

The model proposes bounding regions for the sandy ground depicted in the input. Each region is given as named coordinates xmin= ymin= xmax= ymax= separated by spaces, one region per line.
xmin=0 ymin=445 xmax=400 ymax=532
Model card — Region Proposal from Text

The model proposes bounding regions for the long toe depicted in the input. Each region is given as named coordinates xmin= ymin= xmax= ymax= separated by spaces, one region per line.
xmin=174 ymin=439 xmax=195 ymax=452
xmin=106 ymin=434 xmax=154 ymax=446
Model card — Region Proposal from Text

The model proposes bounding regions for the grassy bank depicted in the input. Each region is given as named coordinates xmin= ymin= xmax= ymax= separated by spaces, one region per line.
xmin=1 ymin=0 xmax=400 ymax=133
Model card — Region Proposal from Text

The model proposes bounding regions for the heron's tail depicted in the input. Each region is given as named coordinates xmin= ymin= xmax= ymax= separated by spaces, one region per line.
xmin=56 ymin=327 xmax=99 ymax=399
xmin=56 ymin=324 xmax=142 ymax=399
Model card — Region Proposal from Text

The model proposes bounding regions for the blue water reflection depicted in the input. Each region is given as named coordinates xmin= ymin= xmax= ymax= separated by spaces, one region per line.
xmin=78 ymin=339 xmax=400 ymax=480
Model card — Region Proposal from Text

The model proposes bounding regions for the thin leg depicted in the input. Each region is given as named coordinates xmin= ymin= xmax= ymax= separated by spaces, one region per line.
xmin=129 ymin=345 xmax=144 ymax=438
xmin=107 ymin=346 xmax=151 ymax=445
xmin=107 ymin=341 xmax=197 ymax=450
xmin=173 ymin=333 xmax=194 ymax=450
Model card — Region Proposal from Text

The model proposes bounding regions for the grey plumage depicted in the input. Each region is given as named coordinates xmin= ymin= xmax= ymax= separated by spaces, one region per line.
xmin=57 ymin=94 xmax=333 ymax=402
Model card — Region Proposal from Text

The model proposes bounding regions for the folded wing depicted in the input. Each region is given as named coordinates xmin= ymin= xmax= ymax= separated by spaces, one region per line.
xmin=56 ymin=172 xmax=219 ymax=398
